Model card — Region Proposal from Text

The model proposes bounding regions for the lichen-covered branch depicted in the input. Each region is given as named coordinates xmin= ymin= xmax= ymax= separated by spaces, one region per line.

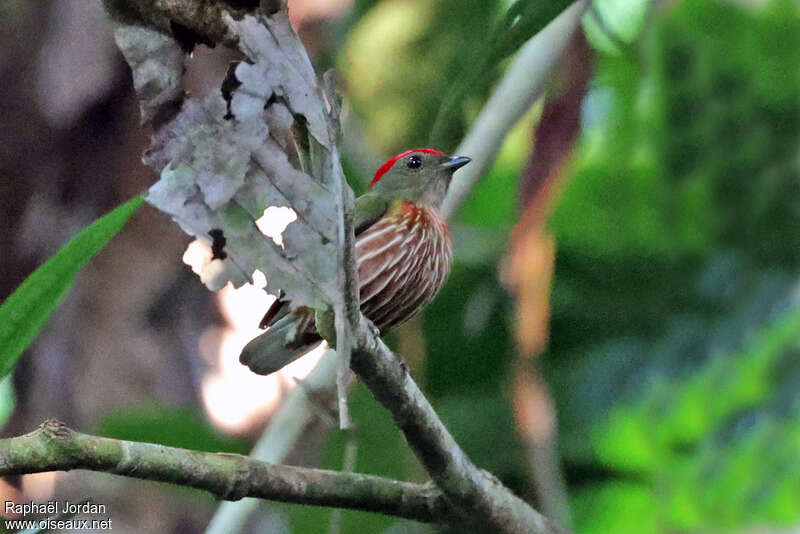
xmin=349 ymin=318 xmax=569 ymax=534
xmin=0 ymin=420 xmax=451 ymax=524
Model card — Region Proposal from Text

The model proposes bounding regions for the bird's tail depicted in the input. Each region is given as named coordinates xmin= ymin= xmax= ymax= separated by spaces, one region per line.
xmin=239 ymin=309 xmax=322 ymax=375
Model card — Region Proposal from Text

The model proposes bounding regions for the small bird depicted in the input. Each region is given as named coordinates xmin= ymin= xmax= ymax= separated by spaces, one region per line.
xmin=240 ymin=148 xmax=471 ymax=375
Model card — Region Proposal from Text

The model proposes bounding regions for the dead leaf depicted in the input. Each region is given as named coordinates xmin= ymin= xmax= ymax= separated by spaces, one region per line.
xmin=144 ymin=11 xmax=343 ymax=313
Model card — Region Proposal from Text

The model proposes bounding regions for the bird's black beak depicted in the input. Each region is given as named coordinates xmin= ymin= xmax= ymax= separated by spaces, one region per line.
xmin=440 ymin=155 xmax=471 ymax=171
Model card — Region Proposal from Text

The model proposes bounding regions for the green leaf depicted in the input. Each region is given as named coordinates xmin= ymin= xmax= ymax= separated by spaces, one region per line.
xmin=0 ymin=196 xmax=143 ymax=379
xmin=429 ymin=0 xmax=573 ymax=148
xmin=0 ymin=376 xmax=16 ymax=431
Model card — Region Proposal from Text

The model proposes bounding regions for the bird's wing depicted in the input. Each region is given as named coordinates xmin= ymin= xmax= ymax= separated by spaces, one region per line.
xmin=259 ymin=291 xmax=289 ymax=328
xmin=354 ymin=193 xmax=390 ymax=236
xmin=257 ymin=196 xmax=387 ymax=331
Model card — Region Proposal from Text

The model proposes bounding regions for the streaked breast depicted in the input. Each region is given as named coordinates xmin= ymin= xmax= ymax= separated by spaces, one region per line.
xmin=355 ymin=201 xmax=453 ymax=332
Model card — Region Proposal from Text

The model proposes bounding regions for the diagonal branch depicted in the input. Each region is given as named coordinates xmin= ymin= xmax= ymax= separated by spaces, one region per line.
xmin=349 ymin=318 xmax=569 ymax=534
xmin=0 ymin=420 xmax=452 ymax=524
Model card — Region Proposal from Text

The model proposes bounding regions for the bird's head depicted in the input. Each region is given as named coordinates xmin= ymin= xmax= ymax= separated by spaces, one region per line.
xmin=368 ymin=149 xmax=471 ymax=209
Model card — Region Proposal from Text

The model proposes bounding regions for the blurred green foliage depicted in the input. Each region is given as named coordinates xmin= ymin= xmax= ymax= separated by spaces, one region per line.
xmin=97 ymin=403 xmax=250 ymax=454
xmin=340 ymin=0 xmax=570 ymax=154
xmin=454 ymin=106 xmax=540 ymax=232
xmin=427 ymin=0 xmax=573 ymax=149
xmin=341 ymin=0 xmax=500 ymax=153
xmin=583 ymin=0 xmax=650 ymax=55
xmin=543 ymin=1 xmax=800 ymax=532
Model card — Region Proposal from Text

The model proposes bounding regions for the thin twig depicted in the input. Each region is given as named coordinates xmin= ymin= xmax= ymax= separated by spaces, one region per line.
xmin=332 ymin=146 xmax=355 ymax=429
xmin=329 ymin=435 xmax=358 ymax=534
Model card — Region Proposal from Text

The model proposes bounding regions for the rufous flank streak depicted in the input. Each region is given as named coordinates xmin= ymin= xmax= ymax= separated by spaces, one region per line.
xmin=357 ymin=203 xmax=452 ymax=331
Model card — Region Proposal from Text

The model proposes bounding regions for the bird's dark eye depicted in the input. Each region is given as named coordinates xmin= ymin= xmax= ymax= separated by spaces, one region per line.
xmin=406 ymin=155 xmax=423 ymax=170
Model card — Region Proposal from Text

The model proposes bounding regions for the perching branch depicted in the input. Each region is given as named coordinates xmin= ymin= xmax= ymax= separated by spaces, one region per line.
xmin=349 ymin=317 xmax=569 ymax=534
xmin=0 ymin=420 xmax=451 ymax=524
